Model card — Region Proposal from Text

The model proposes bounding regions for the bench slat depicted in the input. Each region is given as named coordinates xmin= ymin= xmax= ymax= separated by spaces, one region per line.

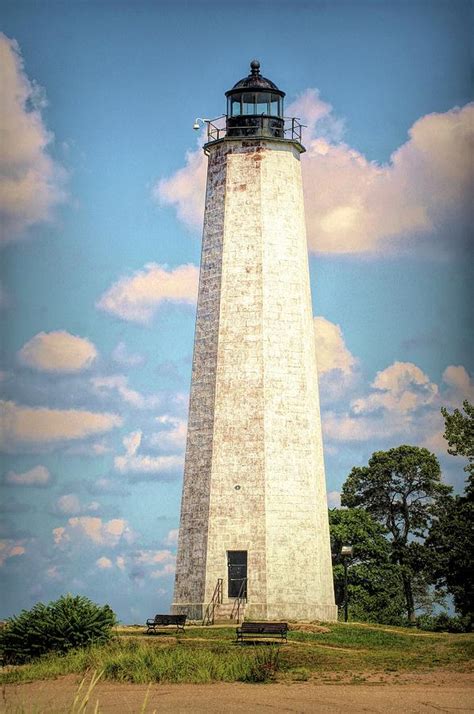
xmin=236 ymin=622 xmax=288 ymax=642
xmin=146 ymin=614 xmax=186 ymax=633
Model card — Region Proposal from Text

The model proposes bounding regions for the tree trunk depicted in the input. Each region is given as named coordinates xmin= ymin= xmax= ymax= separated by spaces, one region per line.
xmin=401 ymin=572 xmax=416 ymax=625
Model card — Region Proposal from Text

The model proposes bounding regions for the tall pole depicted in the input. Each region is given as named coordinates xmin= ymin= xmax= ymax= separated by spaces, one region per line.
xmin=343 ymin=557 xmax=348 ymax=622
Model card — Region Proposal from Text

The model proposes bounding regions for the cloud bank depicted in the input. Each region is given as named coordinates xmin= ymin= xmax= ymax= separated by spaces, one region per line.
xmin=157 ymin=89 xmax=473 ymax=257
xmin=18 ymin=331 xmax=98 ymax=373
xmin=314 ymin=316 xmax=357 ymax=375
xmin=97 ymin=263 xmax=199 ymax=324
xmin=0 ymin=400 xmax=123 ymax=449
xmin=0 ymin=33 xmax=66 ymax=243
xmin=114 ymin=431 xmax=184 ymax=477
xmin=297 ymin=99 xmax=473 ymax=255
xmin=4 ymin=465 xmax=51 ymax=487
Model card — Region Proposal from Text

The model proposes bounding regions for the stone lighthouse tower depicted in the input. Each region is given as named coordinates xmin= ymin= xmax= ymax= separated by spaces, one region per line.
xmin=172 ymin=61 xmax=337 ymax=622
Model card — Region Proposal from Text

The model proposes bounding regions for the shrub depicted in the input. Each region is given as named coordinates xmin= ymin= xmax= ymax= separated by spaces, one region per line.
xmin=417 ymin=612 xmax=470 ymax=633
xmin=241 ymin=647 xmax=281 ymax=682
xmin=0 ymin=594 xmax=117 ymax=664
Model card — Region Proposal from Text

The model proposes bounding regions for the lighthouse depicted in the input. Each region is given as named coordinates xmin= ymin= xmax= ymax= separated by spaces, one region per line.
xmin=172 ymin=61 xmax=337 ymax=622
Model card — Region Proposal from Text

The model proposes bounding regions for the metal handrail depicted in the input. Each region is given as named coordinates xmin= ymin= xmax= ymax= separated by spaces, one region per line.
xmin=204 ymin=116 xmax=305 ymax=144
xmin=230 ymin=577 xmax=247 ymax=623
xmin=202 ymin=577 xmax=223 ymax=626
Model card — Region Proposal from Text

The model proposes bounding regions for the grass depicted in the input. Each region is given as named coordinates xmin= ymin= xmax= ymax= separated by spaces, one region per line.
xmin=1 ymin=621 xmax=473 ymax=686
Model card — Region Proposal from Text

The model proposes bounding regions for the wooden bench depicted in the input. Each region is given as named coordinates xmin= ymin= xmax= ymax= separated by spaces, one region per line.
xmin=236 ymin=621 xmax=288 ymax=642
xmin=146 ymin=614 xmax=186 ymax=634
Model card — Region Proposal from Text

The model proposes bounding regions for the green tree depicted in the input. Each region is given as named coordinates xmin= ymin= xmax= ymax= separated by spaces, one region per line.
xmin=341 ymin=445 xmax=451 ymax=624
xmin=329 ymin=508 xmax=406 ymax=624
xmin=426 ymin=494 xmax=473 ymax=627
xmin=425 ymin=401 xmax=474 ymax=628
xmin=441 ymin=400 xmax=474 ymax=497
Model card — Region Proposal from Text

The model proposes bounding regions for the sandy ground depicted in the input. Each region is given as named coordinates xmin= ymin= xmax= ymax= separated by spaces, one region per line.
xmin=1 ymin=672 xmax=473 ymax=713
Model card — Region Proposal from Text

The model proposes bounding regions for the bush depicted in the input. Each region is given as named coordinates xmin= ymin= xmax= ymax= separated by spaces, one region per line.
xmin=417 ymin=612 xmax=470 ymax=633
xmin=0 ymin=594 xmax=117 ymax=664
xmin=241 ymin=647 xmax=281 ymax=682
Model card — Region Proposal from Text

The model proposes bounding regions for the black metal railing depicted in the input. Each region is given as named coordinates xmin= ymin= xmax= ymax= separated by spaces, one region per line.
xmin=202 ymin=577 xmax=223 ymax=626
xmin=230 ymin=577 xmax=247 ymax=623
xmin=205 ymin=116 xmax=305 ymax=144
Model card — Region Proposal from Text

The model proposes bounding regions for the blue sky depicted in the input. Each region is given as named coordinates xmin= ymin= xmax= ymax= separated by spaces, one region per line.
xmin=0 ymin=0 xmax=472 ymax=623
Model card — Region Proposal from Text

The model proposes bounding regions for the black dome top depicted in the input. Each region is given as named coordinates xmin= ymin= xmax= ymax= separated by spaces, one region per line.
xmin=226 ymin=60 xmax=285 ymax=97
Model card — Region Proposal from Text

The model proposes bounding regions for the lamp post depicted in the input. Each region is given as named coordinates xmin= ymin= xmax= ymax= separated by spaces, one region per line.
xmin=341 ymin=545 xmax=354 ymax=622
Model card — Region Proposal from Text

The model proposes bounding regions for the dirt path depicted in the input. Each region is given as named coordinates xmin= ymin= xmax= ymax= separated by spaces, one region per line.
xmin=2 ymin=672 xmax=473 ymax=713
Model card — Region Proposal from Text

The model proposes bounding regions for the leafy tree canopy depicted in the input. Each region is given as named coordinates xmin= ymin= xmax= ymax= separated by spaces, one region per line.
xmin=329 ymin=508 xmax=406 ymax=625
xmin=441 ymin=400 xmax=474 ymax=497
xmin=341 ymin=445 xmax=451 ymax=623
xmin=426 ymin=495 xmax=473 ymax=626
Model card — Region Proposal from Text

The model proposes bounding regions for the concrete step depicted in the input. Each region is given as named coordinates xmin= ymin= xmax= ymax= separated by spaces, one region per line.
xmin=214 ymin=602 xmax=246 ymax=621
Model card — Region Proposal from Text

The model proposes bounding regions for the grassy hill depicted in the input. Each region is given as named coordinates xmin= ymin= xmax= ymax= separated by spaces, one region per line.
xmin=2 ymin=621 xmax=473 ymax=685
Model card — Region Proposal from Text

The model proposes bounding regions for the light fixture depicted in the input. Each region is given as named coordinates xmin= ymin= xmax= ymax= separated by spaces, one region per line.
xmin=193 ymin=117 xmax=208 ymax=131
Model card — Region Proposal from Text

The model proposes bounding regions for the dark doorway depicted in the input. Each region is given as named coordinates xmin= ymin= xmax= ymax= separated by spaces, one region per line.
xmin=227 ymin=551 xmax=247 ymax=598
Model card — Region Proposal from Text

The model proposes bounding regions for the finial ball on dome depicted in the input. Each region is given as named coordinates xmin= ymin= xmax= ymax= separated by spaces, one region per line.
xmin=250 ymin=59 xmax=260 ymax=74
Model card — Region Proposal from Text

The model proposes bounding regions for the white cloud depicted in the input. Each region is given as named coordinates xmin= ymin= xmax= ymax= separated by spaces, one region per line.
xmin=4 ymin=464 xmax=51 ymax=486
xmin=53 ymin=527 xmax=66 ymax=545
xmin=351 ymin=362 xmax=438 ymax=414
xmin=65 ymin=439 xmax=112 ymax=456
xmin=116 ymin=555 xmax=126 ymax=571
xmin=0 ymin=400 xmax=123 ymax=449
xmin=114 ymin=430 xmax=183 ymax=476
xmin=135 ymin=549 xmax=175 ymax=566
xmin=56 ymin=494 xmax=81 ymax=515
xmin=163 ymin=528 xmax=179 ymax=547
xmin=91 ymin=375 xmax=162 ymax=409
xmin=112 ymin=342 xmax=145 ymax=367
xmin=151 ymin=416 xmax=187 ymax=452
xmin=442 ymin=365 xmax=474 ymax=404
xmin=153 ymin=141 xmax=207 ymax=230
xmin=156 ymin=86 xmax=473 ymax=257
xmin=97 ymin=263 xmax=199 ymax=324
xmin=421 ymin=366 xmax=474 ymax=452
xmin=111 ymin=549 xmax=176 ymax=580
xmin=132 ymin=549 xmax=176 ymax=579
xmin=151 ymin=563 xmax=175 ymax=578
xmin=0 ymin=33 xmax=66 ymax=242
xmin=323 ymin=410 xmax=411 ymax=443
xmin=96 ymin=556 xmax=113 ymax=569
xmin=286 ymin=88 xmax=345 ymax=142
xmin=0 ymin=538 xmax=26 ymax=566
xmin=314 ymin=316 xmax=356 ymax=376
xmin=327 ymin=491 xmax=341 ymax=508
xmin=46 ymin=565 xmax=61 ymax=580
xmin=322 ymin=361 xmax=473 ymax=455
xmin=18 ymin=331 xmax=97 ymax=372
xmin=54 ymin=516 xmax=132 ymax=548
xmin=299 ymin=98 xmax=473 ymax=255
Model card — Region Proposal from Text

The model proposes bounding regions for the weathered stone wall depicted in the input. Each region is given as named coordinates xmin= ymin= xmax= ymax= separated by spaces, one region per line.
xmin=172 ymin=138 xmax=337 ymax=622
xmin=172 ymin=142 xmax=227 ymax=615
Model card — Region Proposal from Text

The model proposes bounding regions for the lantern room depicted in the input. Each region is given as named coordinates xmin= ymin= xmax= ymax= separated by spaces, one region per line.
xmin=225 ymin=60 xmax=285 ymax=139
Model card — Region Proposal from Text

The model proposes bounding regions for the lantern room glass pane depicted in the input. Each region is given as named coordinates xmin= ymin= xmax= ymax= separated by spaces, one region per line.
xmin=231 ymin=97 xmax=242 ymax=116
xmin=242 ymin=92 xmax=255 ymax=114
xmin=229 ymin=91 xmax=283 ymax=117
